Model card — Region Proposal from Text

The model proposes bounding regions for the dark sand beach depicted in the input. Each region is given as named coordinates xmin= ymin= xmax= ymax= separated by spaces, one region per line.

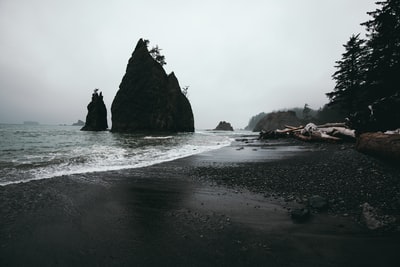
xmin=1 ymin=138 xmax=400 ymax=266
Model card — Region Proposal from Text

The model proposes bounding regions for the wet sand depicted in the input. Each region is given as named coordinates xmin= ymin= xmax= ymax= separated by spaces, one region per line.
xmin=1 ymin=139 xmax=400 ymax=266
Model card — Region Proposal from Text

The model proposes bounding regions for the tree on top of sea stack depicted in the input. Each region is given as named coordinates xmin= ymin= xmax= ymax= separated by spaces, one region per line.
xmin=111 ymin=39 xmax=194 ymax=132
xmin=81 ymin=89 xmax=108 ymax=131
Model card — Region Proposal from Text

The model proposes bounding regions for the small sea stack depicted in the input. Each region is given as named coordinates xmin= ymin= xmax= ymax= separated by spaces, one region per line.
xmin=214 ymin=121 xmax=234 ymax=131
xmin=81 ymin=89 xmax=108 ymax=131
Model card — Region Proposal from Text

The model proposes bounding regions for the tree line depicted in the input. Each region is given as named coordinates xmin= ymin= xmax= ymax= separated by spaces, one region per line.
xmin=326 ymin=0 xmax=400 ymax=132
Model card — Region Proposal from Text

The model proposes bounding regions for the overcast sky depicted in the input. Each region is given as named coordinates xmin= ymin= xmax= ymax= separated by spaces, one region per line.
xmin=0 ymin=0 xmax=377 ymax=129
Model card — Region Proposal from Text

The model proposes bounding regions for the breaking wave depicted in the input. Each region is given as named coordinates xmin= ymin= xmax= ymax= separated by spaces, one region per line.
xmin=0 ymin=125 xmax=233 ymax=186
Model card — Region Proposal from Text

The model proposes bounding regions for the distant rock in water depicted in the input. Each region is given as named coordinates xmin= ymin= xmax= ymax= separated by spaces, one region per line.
xmin=81 ymin=89 xmax=108 ymax=131
xmin=214 ymin=121 xmax=234 ymax=131
xmin=253 ymin=111 xmax=301 ymax=132
xmin=72 ymin=120 xmax=85 ymax=126
xmin=111 ymin=38 xmax=194 ymax=133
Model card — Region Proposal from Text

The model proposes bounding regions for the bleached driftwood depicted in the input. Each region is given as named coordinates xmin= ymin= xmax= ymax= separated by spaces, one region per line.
xmin=276 ymin=125 xmax=304 ymax=134
xmin=300 ymin=123 xmax=319 ymax=135
xmin=294 ymin=130 xmax=341 ymax=142
xmin=318 ymin=127 xmax=355 ymax=139
xmin=385 ymin=129 xmax=400 ymax=135
xmin=300 ymin=123 xmax=354 ymax=142
xmin=260 ymin=122 xmax=355 ymax=142
xmin=284 ymin=125 xmax=304 ymax=130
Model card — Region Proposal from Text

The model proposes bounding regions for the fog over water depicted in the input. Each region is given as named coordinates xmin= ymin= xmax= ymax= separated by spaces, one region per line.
xmin=0 ymin=0 xmax=377 ymax=129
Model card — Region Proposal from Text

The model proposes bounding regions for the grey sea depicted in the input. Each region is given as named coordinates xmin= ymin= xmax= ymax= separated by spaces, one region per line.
xmin=0 ymin=124 xmax=236 ymax=186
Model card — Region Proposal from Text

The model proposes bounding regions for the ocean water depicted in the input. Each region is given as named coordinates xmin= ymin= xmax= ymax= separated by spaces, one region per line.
xmin=0 ymin=124 xmax=236 ymax=186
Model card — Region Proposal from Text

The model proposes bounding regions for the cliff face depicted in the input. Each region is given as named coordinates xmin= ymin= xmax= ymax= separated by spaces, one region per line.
xmin=81 ymin=90 xmax=108 ymax=131
xmin=111 ymin=39 xmax=194 ymax=132
xmin=253 ymin=111 xmax=301 ymax=132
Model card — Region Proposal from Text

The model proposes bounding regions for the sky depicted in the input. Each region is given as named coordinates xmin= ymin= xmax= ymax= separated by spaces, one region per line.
xmin=0 ymin=0 xmax=378 ymax=129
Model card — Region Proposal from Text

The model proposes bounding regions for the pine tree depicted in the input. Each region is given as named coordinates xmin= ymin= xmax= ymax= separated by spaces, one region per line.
xmin=143 ymin=39 xmax=167 ymax=66
xmin=149 ymin=45 xmax=167 ymax=66
xmin=326 ymin=0 xmax=400 ymax=132
xmin=302 ymin=103 xmax=312 ymax=121
xmin=327 ymin=34 xmax=368 ymax=115
xmin=361 ymin=0 xmax=400 ymax=103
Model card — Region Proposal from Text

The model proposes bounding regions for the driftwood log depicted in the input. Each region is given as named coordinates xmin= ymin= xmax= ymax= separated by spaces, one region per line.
xmin=294 ymin=131 xmax=341 ymax=142
xmin=356 ymin=132 xmax=400 ymax=161
xmin=260 ymin=122 xmax=355 ymax=143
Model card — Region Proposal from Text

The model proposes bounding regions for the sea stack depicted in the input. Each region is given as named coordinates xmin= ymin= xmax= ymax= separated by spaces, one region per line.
xmin=81 ymin=89 xmax=108 ymax=131
xmin=214 ymin=121 xmax=234 ymax=131
xmin=111 ymin=39 xmax=194 ymax=132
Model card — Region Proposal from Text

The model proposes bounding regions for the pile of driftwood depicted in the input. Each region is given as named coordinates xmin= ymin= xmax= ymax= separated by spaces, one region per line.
xmin=259 ymin=122 xmax=400 ymax=161
xmin=259 ymin=122 xmax=356 ymax=142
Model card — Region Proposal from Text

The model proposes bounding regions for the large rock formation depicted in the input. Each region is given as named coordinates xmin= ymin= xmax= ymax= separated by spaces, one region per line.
xmin=214 ymin=121 xmax=234 ymax=131
xmin=253 ymin=111 xmax=301 ymax=132
xmin=81 ymin=89 xmax=108 ymax=131
xmin=111 ymin=39 xmax=194 ymax=132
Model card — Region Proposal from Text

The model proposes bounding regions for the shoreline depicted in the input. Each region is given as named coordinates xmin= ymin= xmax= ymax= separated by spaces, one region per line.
xmin=189 ymin=139 xmax=400 ymax=220
xmin=1 ymin=138 xmax=400 ymax=266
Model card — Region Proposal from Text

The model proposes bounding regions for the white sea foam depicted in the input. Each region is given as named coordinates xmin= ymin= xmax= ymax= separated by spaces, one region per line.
xmin=143 ymin=136 xmax=174 ymax=140
xmin=0 ymin=128 xmax=233 ymax=186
